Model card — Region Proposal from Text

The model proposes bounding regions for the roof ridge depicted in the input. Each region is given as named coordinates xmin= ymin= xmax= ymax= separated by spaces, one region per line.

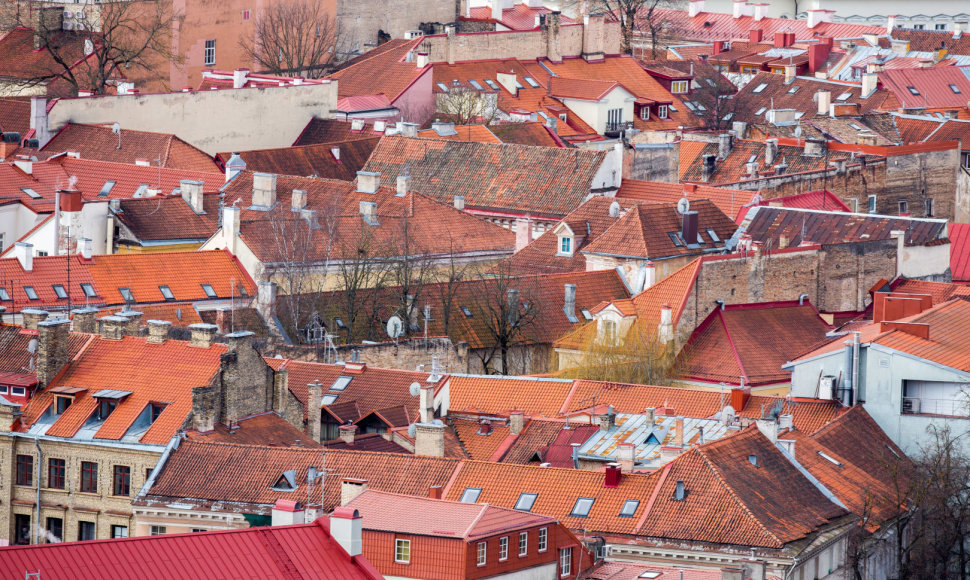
xmin=693 ymin=438 xmax=785 ymax=547
xmin=462 ymin=502 xmax=492 ymax=539
xmin=717 ymin=308 xmax=748 ymax=382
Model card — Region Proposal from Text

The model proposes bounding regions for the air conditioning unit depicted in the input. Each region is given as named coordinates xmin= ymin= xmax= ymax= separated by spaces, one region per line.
xmin=404 ymin=30 xmax=424 ymax=40
xmin=64 ymin=11 xmax=73 ymax=18
xmin=818 ymin=375 xmax=836 ymax=400
xmin=63 ymin=21 xmax=74 ymax=30
xmin=75 ymin=23 xmax=86 ymax=31
xmin=76 ymin=10 xmax=86 ymax=19
xmin=902 ymin=397 xmax=921 ymax=414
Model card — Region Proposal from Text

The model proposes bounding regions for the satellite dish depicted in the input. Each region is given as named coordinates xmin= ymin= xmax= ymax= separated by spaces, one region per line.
xmin=608 ymin=201 xmax=621 ymax=218
xmin=408 ymin=423 xmax=417 ymax=437
xmin=721 ymin=405 xmax=736 ymax=426
xmin=409 ymin=382 xmax=421 ymax=397
xmin=111 ymin=122 xmax=121 ymax=134
xmin=677 ymin=196 xmax=690 ymax=215
xmin=27 ymin=338 xmax=37 ymax=354
xmin=386 ymin=315 xmax=404 ymax=338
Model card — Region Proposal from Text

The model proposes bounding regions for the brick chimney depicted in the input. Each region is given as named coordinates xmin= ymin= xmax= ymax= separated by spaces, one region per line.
xmin=339 ymin=424 xmax=358 ymax=444
xmin=99 ymin=315 xmax=127 ymax=340
xmin=658 ymin=303 xmax=674 ymax=344
xmin=816 ymin=90 xmax=831 ymax=115
xmin=307 ymin=380 xmax=322 ymax=441
xmin=509 ymin=410 xmax=524 ymax=435
xmin=147 ymin=319 xmax=171 ymax=343
xmin=414 ymin=421 xmax=445 ymax=456
xmin=251 ymin=173 xmax=278 ymax=209
xmin=396 ymin=175 xmax=410 ymax=196
xmin=340 ymin=478 xmax=368 ymax=506
xmin=514 ymin=219 xmax=533 ymax=252
xmin=188 ymin=323 xmax=218 ymax=348
xmin=582 ymin=13 xmax=606 ymax=62
xmin=71 ymin=307 xmax=99 ymax=333
xmin=545 ymin=11 xmax=562 ymax=63
xmin=718 ymin=133 xmax=732 ymax=159
xmin=36 ymin=317 xmax=70 ymax=387
xmin=702 ymin=154 xmax=717 ymax=182
xmin=21 ymin=308 xmax=48 ymax=331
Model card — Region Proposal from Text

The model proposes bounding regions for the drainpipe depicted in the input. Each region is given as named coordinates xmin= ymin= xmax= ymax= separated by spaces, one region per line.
xmin=851 ymin=331 xmax=861 ymax=405
xmin=33 ymin=436 xmax=43 ymax=544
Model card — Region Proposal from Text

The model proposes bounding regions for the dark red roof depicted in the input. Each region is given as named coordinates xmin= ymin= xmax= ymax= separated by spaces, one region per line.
xmin=742 ymin=206 xmax=947 ymax=247
xmin=950 ymin=223 xmax=970 ymax=283
xmin=878 ymin=67 xmax=970 ymax=109
xmin=217 ymin=138 xmax=379 ymax=181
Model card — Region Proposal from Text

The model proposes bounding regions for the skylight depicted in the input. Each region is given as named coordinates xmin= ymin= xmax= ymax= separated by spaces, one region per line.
xmin=460 ymin=305 xmax=473 ymax=318
xmin=695 ymin=103 xmax=706 ymax=111
xmin=201 ymin=283 xmax=217 ymax=298
xmin=755 ymin=107 xmax=767 ymax=116
xmin=81 ymin=283 xmax=96 ymax=298
xmin=484 ymin=78 xmax=500 ymax=90
xmin=818 ymin=451 xmax=842 ymax=467
xmin=524 ymin=76 xmax=540 ymax=88
xmin=706 ymin=228 xmax=721 ymax=243
xmin=581 ymin=308 xmax=593 ymax=321
xmin=706 ymin=78 xmax=715 ymax=87
xmin=52 ymin=284 xmax=67 ymax=299
xmin=335 ymin=317 xmax=346 ymax=329
xmin=514 ymin=492 xmax=538 ymax=512
xmin=752 ymin=83 xmax=768 ymax=94
xmin=322 ymin=394 xmax=338 ymax=405
xmin=133 ymin=184 xmax=149 ymax=198
xmin=159 ymin=285 xmax=174 ymax=301
xmin=0 ymin=288 xmax=9 ymax=301
xmin=119 ymin=287 xmax=134 ymax=302
xmin=436 ymin=82 xmax=449 ymax=92
xmin=668 ymin=232 xmax=685 ymax=247
xmin=836 ymin=92 xmax=852 ymax=101
xmin=330 ymin=376 xmax=352 ymax=391
xmin=683 ymin=101 xmax=696 ymax=111
xmin=468 ymin=79 xmax=484 ymax=91
xmin=619 ymin=499 xmax=640 ymax=517
xmin=569 ymin=497 xmax=594 ymax=518
xmin=24 ymin=286 xmax=38 ymax=301
xmin=907 ymin=86 xmax=920 ymax=96
xmin=668 ymin=104 xmax=678 ymax=112
xmin=723 ymin=112 xmax=734 ymax=121
xmin=460 ymin=487 xmax=482 ymax=503
xmin=21 ymin=187 xmax=41 ymax=199
xmin=99 ymin=181 xmax=116 ymax=197
xmin=849 ymin=122 xmax=863 ymax=130
xmin=639 ymin=573 xmax=662 ymax=579
xmin=787 ymin=85 xmax=801 ymax=94
xmin=950 ymin=84 xmax=962 ymax=94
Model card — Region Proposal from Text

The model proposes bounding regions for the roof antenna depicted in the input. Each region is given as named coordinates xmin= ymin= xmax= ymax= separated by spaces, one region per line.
xmin=112 ymin=122 xmax=121 ymax=149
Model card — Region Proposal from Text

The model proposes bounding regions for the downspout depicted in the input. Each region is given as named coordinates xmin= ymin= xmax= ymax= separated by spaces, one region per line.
xmin=851 ymin=331 xmax=861 ymax=405
xmin=33 ymin=436 xmax=43 ymax=544
xmin=53 ymin=189 xmax=61 ymax=256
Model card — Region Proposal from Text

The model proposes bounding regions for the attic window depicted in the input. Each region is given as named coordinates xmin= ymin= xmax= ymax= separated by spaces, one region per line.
xmin=581 ymin=308 xmax=592 ymax=321
xmin=119 ymin=287 xmax=134 ymax=303
xmin=0 ymin=288 xmax=9 ymax=301
xmin=150 ymin=403 xmax=167 ymax=423
xmin=24 ymin=286 xmax=38 ymax=301
xmin=322 ymin=394 xmax=338 ymax=404
xmin=817 ymin=451 xmax=842 ymax=467
xmin=468 ymin=79 xmax=485 ymax=91
xmin=514 ymin=492 xmax=538 ymax=512
xmin=158 ymin=285 xmax=174 ymax=301
xmin=524 ymin=76 xmax=540 ymax=88
xmin=748 ymin=454 xmax=759 ymax=467
xmin=787 ymin=85 xmax=801 ymax=94
xmin=50 ymin=284 xmax=68 ymax=299
xmin=668 ymin=104 xmax=677 ymax=112
xmin=98 ymin=399 xmax=117 ymax=420
xmin=907 ymin=86 xmax=920 ymax=96
xmin=950 ymin=84 xmax=962 ymax=94
xmin=334 ymin=317 xmax=346 ymax=330
xmin=21 ymin=188 xmax=41 ymax=199
xmin=849 ymin=122 xmax=863 ymax=130
xmin=271 ymin=470 xmax=298 ymax=491
xmin=706 ymin=78 xmax=715 ymax=87
xmin=330 ymin=376 xmax=352 ymax=391
xmin=99 ymin=181 xmax=116 ymax=197
xmin=683 ymin=101 xmax=696 ymax=111
xmin=460 ymin=487 xmax=482 ymax=503
xmin=569 ymin=497 xmax=594 ymax=518
xmin=201 ymin=284 xmax=217 ymax=298
xmin=81 ymin=283 xmax=96 ymax=298
xmin=722 ymin=112 xmax=734 ymax=121
xmin=836 ymin=92 xmax=852 ymax=101
xmin=619 ymin=499 xmax=640 ymax=517
xmin=755 ymin=107 xmax=767 ymax=116
xmin=752 ymin=83 xmax=768 ymax=94
xmin=695 ymin=103 xmax=706 ymax=111
xmin=639 ymin=573 xmax=662 ymax=579
xmin=436 ymin=82 xmax=449 ymax=92
xmin=484 ymin=79 xmax=500 ymax=90
xmin=460 ymin=306 xmax=473 ymax=318
xmin=673 ymin=480 xmax=687 ymax=501
xmin=667 ymin=232 xmax=685 ymax=247
xmin=706 ymin=228 xmax=721 ymax=243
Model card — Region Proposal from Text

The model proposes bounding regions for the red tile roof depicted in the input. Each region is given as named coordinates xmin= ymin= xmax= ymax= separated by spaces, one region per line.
xmin=878 ymin=29 xmax=970 ymax=55
xmin=292 ymin=118 xmax=397 ymax=147
xmin=185 ymin=412 xmax=321 ymax=447
xmin=0 ymin=518 xmax=383 ymax=580
xmin=114 ymin=193 xmax=220 ymax=243
xmin=41 ymin=123 xmax=219 ymax=172
xmin=217 ymin=138 xmax=380 ymax=181
xmin=464 ymin=4 xmax=575 ymax=30
xmin=678 ymin=302 xmax=832 ymax=386
xmin=0 ymin=252 xmax=101 ymax=312
xmin=878 ymin=67 xmax=970 ymax=109
xmin=735 ymin=189 xmax=852 ymax=224
xmin=949 ymin=223 xmax=970 ymax=282
xmin=618 ymin=179 xmax=756 ymax=222
xmin=337 ymin=93 xmax=394 ymax=113
xmin=417 ymin=124 xmax=502 ymax=143
xmin=0 ymin=325 xmax=89 ymax=375
xmin=742 ymin=206 xmax=946 ymax=247
xmin=549 ymin=76 xmax=623 ymax=101
xmin=328 ymin=38 xmax=427 ymax=101
xmin=651 ymin=8 xmax=884 ymax=44
xmin=891 ymin=278 xmax=970 ymax=304
xmin=0 ymin=98 xmax=30 ymax=136
xmin=448 ymin=376 xmax=576 ymax=417
xmin=488 ymin=121 xmax=564 ymax=147
xmin=0 ymin=29 xmax=92 ymax=96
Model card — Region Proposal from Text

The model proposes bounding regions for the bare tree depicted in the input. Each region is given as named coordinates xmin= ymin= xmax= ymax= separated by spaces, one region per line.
xmin=558 ymin=321 xmax=682 ymax=384
xmin=7 ymin=1 xmax=182 ymax=96
xmin=433 ymin=240 xmax=473 ymax=338
xmin=387 ymin=214 xmax=437 ymax=338
xmin=240 ymin=0 xmax=341 ymax=78
xmin=332 ymin=224 xmax=395 ymax=344
xmin=435 ymin=82 xmax=499 ymax=126
xmin=584 ymin=0 xmax=678 ymax=57
xmin=468 ymin=264 xmax=540 ymax=375
xmin=689 ymin=72 xmax=739 ymax=131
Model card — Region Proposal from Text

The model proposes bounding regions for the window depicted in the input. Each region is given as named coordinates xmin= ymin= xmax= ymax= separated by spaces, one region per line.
xmin=519 ymin=531 xmax=528 ymax=556
xmin=670 ymin=80 xmax=688 ymax=93
xmin=204 ymin=40 xmax=216 ymax=66
xmin=158 ymin=285 xmax=174 ymax=301
xmin=0 ymin=288 xmax=9 ymax=301
xmin=559 ymin=547 xmax=573 ymax=576
xmin=99 ymin=181 xmax=116 ymax=197
xmin=80 ymin=461 xmax=98 ymax=493
xmin=524 ymin=76 xmax=540 ymax=88
xmin=925 ymin=198 xmax=934 ymax=217
xmin=81 ymin=283 xmax=96 ymax=297
xmin=21 ymin=187 xmax=42 ymax=199
xmin=619 ymin=499 xmax=640 ymax=517
xmin=949 ymin=84 xmax=962 ymax=94
xmin=16 ymin=454 xmax=33 ymax=486
xmin=12 ymin=387 xmax=24 ymax=397
xmin=913 ymin=24 xmax=924 ymax=30
xmin=706 ymin=228 xmax=721 ymax=243
xmin=538 ymin=527 xmax=548 ymax=552
xmin=667 ymin=232 xmax=684 ymax=247
xmin=119 ymin=287 xmax=134 ymax=303
xmin=150 ymin=525 xmax=166 ymax=536
xmin=55 ymin=396 xmax=73 ymax=414
xmin=898 ymin=200 xmax=908 ymax=214
xmin=322 ymin=394 xmax=338 ymax=404
xmin=241 ymin=9 xmax=251 ymax=20
xmin=907 ymin=86 xmax=920 ymax=96
xmin=331 ymin=376 xmax=352 ymax=391
xmin=192 ymin=528 xmax=206 ymax=533
xmin=113 ymin=465 xmax=130 ymax=496
xmin=133 ymin=184 xmax=149 ymax=198
xmin=477 ymin=541 xmax=487 ymax=566
xmin=601 ymin=319 xmax=617 ymax=345
xmin=150 ymin=403 xmax=166 ymax=423
xmin=754 ymin=107 xmax=766 ymax=116
xmin=658 ymin=105 xmax=668 ymax=119
xmin=569 ymin=497 xmax=594 ymax=517
xmin=903 ymin=380 xmax=970 ymax=416
xmin=722 ymin=112 xmax=734 ymax=121
xmin=78 ymin=521 xmax=96 ymax=541
xmin=515 ymin=492 xmax=538 ymax=512
xmin=752 ymin=83 xmax=768 ymax=93
xmin=867 ymin=195 xmax=876 ymax=213
xmin=607 ymin=107 xmax=623 ymax=130
xmin=640 ymin=106 xmax=650 ymax=120
xmin=0 ymin=386 xmax=7 ymax=394
xmin=460 ymin=487 xmax=482 ymax=503
xmin=111 ymin=525 xmax=128 ymax=538
xmin=436 ymin=82 xmax=450 ymax=92
xmin=558 ymin=235 xmax=572 ymax=256
xmin=47 ymin=517 xmax=63 ymax=543
xmin=787 ymin=85 xmax=801 ymax=94
xmin=394 ymin=538 xmax=410 ymax=563
xmin=683 ymin=100 xmax=696 ymax=111
xmin=23 ymin=286 xmax=38 ymax=301
xmin=836 ymin=92 xmax=852 ymax=101
xmin=50 ymin=284 xmax=68 ymax=299
xmin=461 ymin=306 xmax=473 ymax=318
xmin=48 ymin=458 xmax=65 ymax=489
xmin=468 ymin=79 xmax=484 ymax=91
xmin=484 ymin=78 xmax=500 ymax=90
xmin=99 ymin=399 xmax=116 ymax=420
xmin=201 ymin=283 xmax=217 ymax=298
xmin=14 ymin=514 xmax=31 ymax=545
xmin=499 ymin=536 xmax=509 ymax=560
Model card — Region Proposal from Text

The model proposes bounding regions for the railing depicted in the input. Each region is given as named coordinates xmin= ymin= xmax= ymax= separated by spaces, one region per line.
xmin=902 ymin=397 xmax=969 ymax=417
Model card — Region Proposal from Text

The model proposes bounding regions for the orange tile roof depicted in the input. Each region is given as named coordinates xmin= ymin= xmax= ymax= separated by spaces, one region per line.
xmin=0 ymin=29 xmax=90 ymax=96
xmin=447 ymin=376 xmax=576 ymax=417
xmin=489 ymin=121 xmax=564 ymax=147
xmin=0 ymin=254 xmax=99 ymax=312
xmin=549 ymin=76 xmax=621 ymax=101
xmin=185 ymin=412 xmax=321 ymax=447
xmin=678 ymin=140 xmax=708 ymax=180
xmin=891 ymin=278 xmax=970 ymax=304
xmin=114 ymin=193 xmax=220 ymax=243
xmin=0 ymin=325 xmax=89 ymax=375
xmin=463 ymin=4 xmax=575 ymax=30
xmin=450 ymin=416 xmax=515 ymax=461
xmin=328 ymin=38 xmax=427 ymax=101
xmin=618 ymin=179 xmax=757 ymax=222
xmin=417 ymin=125 xmax=502 ymax=143
xmin=19 ymin=335 xmax=226 ymax=445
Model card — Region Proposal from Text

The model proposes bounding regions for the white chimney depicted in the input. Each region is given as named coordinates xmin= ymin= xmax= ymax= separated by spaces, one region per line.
xmin=14 ymin=242 xmax=33 ymax=272
xmin=886 ymin=15 xmax=897 ymax=35
xmin=78 ymin=238 xmax=92 ymax=260
xmin=419 ymin=385 xmax=434 ymax=423
xmin=756 ymin=418 xmax=778 ymax=443
xmin=135 ymin=159 xmax=150 ymax=167
xmin=416 ymin=52 xmax=429 ymax=68
xmin=563 ymin=284 xmax=576 ymax=321
xmin=778 ymin=414 xmax=794 ymax=430
xmin=291 ymin=189 xmax=307 ymax=211
xmin=330 ymin=146 xmax=341 ymax=162
xmin=816 ymin=90 xmax=831 ymax=115
xmin=644 ymin=261 xmax=656 ymax=289
xmin=453 ymin=196 xmax=465 ymax=211
xmin=753 ymin=3 xmax=767 ymax=21
xmin=688 ymin=0 xmax=705 ymax=18
xmin=953 ymin=20 xmax=965 ymax=40
xmin=861 ymin=73 xmax=878 ymax=97
xmin=233 ymin=68 xmax=249 ymax=89
xmin=806 ymin=9 xmax=831 ymax=29
xmin=225 ymin=153 xmax=246 ymax=183
xmin=180 ymin=179 xmax=205 ymax=214
xmin=271 ymin=499 xmax=305 ymax=526
xmin=658 ymin=303 xmax=673 ymax=343
xmin=330 ymin=508 xmax=363 ymax=557
xmin=251 ymin=173 xmax=277 ymax=209
xmin=356 ymin=171 xmax=380 ymax=194
xmin=223 ymin=206 xmax=240 ymax=254
xmin=732 ymin=0 xmax=744 ymax=19
xmin=396 ymin=175 xmax=410 ymax=196
xmin=491 ymin=0 xmax=502 ymax=21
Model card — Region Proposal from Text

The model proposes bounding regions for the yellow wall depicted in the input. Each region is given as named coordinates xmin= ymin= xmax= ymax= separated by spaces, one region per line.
xmin=116 ymin=242 xmax=204 ymax=254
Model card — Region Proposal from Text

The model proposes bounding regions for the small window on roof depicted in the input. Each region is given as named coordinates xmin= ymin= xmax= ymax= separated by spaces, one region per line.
xmin=81 ymin=283 xmax=96 ymax=298
xmin=460 ymin=305 xmax=473 ymax=318
xmin=569 ymin=497 xmax=594 ymax=518
xmin=705 ymin=78 xmax=715 ymax=87
xmin=638 ymin=573 xmax=662 ymax=579
xmin=667 ymin=232 xmax=684 ymax=247
xmin=331 ymin=376 xmax=352 ymax=391
xmin=119 ymin=287 xmax=134 ymax=302
xmin=99 ymin=181 xmax=116 ymax=197
xmin=23 ymin=286 xmax=38 ymax=301
xmin=436 ymin=82 xmax=450 ymax=92
xmin=581 ymin=308 xmax=592 ymax=321
xmin=787 ymin=85 xmax=801 ymax=94
xmin=950 ymin=84 xmax=962 ymax=94
xmin=322 ymin=394 xmax=338 ymax=405
xmin=484 ymin=78 xmax=500 ymax=90
xmin=907 ymin=86 xmax=920 ymax=96
xmin=515 ymin=492 xmax=538 ymax=512
xmin=468 ymin=79 xmax=484 ymax=91
xmin=237 ymin=284 xmax=249 ymax=298
xmin=201 ymin=284 xmax=217 ymax=298
xmin=706 ymin=228 xmax=721 ymax=243
xmin=0 ymin=288 xmax=9 ymax=301
xmin=271 ymin=470 xmax=298 ymax=491
xmin=752 ymin=83 xmax=768 ymax=94
xmin=21 ymin=188 xmax=41 ymax=199
xmin=755 ymin=107 xmax=767 ymax=116
xmin=668 ymin=103 xmax=677 ymax=112
xmin=334 ymin=317 xmax=346 ymax=330
xmin=524 ymin=76 xmax=540 ymax=88
xmin=159 ymin=285 xmax=174 ymax=301
xmin=818 ymin=451 xmax=842 ymax=467
xmin=722 ymin=112 xmax=734 ymax=121
xmin=52 ymin=284 xmax=67 ymax=299
xmin=794 ymin=111 xmax=805 ymax=119
xmin=683 ymin=101 xmax=696 ymax=111
xmin=619 ymin=499 xmax=640 ymax=517
xmin=514 ymin=79 xmax=523 ymax=89
xmin=695 ymin=103 xmax=706 ymax=111
xmin=460 ymin=487 xmax=482 ymax=503
xmin=836 ymin=92 xmax=852 ymax=101
xmin=849 ymin=122 xmax=863 ymax=130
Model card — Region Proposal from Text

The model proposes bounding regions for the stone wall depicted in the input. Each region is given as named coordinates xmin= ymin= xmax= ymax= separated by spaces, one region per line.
xmin=260 ymin=337 xmax=469 ymax=373
xmin=337 ymin=0 xmax=458 ymax=51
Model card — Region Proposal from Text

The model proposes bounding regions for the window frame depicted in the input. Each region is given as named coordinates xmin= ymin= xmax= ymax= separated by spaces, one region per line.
xmin=518 ymin=531 xmax=528 ymax=556
xmin=670 ymin=80 xmax=688 ymax=94
xmin=658 ymin=104 xmax=668 ymax=119
xmin=640 ymin=106 xmax=650 ymax=120
xmin=204 ymin=39 xmax=216 ymax=66
xmin=81 ymin=283 xmax=97 ymax=298
xmin=499 ymin=536 xmax=509 ymax=561
xmin=113 ymin=465 xmax=131 ymax=496
xmin=150 ymin=525 xmax=167 ymax=536
xmin=898 ymin=200 xmax=908 ymax=215
xmin=78 ymin=520 xmax=96 ymax=541
xmin=477 ymin=541 xmax=487 ymax=566
xmin=394 ymin=538 xmax=411 ymax=563
xmin=48 ymin=457 xmax=66 ymax=489
xmin=80 ymin=461 xmax=98 ymax=493
xmin=16 ymin=454 xmax=33 ymax=486
xmin=619 ymin=499 xmax=640 ymax=517
xmin=514 ymin=492 xmax=538 ymax=512
xmin=538 ymin=527 xmax=548 ymax=552
xmin=867 ymin=195 xmax=876 ymax=213
xmin=23 ymin=286 xmax=38 ymax=301
xmin=460 ymin=487 xmax=482 ymax=503
xmin=201 ymin=283 xmax=217 ymax=298
xmin=111 ymin=525 xmax=128 ymax=538
xmin=55 ymin=395 xmax=73 ymax=414
xmin=52 ymin=284 xmax=67 ymax=299
xmin=559 ymin=547 xmax=573 ymax=576
xmin=569 ymin=497 xmax=595 ymax=518
xmin=159 ymin=285 xmax=175 ymax=301
xmin=558 ymin=235 xmax=572 ymax=256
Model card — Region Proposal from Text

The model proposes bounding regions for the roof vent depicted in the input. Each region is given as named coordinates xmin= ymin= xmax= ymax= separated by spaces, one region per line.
xmin=674 ymin=480 xmax=687 ymax=501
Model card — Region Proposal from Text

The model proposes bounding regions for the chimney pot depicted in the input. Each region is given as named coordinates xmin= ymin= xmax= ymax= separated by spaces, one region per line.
xmin=146 ymin=319 xmax=171 ymax=343
xmin=339 ymin=424 xmax=358 ymax=444
xmin=251 ymin=173 xmax=278 ymax=209
xmin=356 ymin=171 xmax=380 ymax=194
xmin=453 ymin=195 xmax=465 ymax=211
xmin=291 ymin=189 xmax=307 ymax=211
xmin=396 ymin=175 xmax=410 ymax=196
xmin=188 ymin=323 xmax=218 ymax=348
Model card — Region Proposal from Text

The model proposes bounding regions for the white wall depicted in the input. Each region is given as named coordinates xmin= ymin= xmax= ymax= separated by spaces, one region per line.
xmin=0 ymin=203 xmax=40 ymax=255
xmin=558 ymin=86 xmax=634 ymax=135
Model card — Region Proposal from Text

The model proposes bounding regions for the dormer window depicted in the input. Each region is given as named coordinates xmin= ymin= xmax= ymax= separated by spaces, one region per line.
xmin=658 ymin=105 xmax=668 ymax=119
xmin=640 ymin=106 xmax=650 ymax=120
xmin=99 ymin=399 xmax=117 ymax=420
xmin=271 ymin=470 xmax=298 ymax=491
xmin=559 ymin=235 xmax=573 ymax=256
xmin=602 ymin=319 xmax=617 ymax=345
xmin=55 ymin=395 xmax=73 ymax=414
xmin=670 ymin=80 xmax=688 ymax=94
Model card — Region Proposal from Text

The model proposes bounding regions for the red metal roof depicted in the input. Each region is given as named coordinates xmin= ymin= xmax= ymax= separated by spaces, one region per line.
xmin=877 ymin=67 xmax=970 ymax=109
xmin=0 ymin=518 xmax=384 ymax=580
xmin=735 ymin=190 xmax=852 ymax=223
xmin=950 ymin=222 xmax=970 ymax=283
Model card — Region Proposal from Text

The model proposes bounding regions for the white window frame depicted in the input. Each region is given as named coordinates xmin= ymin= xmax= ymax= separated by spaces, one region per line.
xmin=558 ymin=235 xmax=572 ymax=256
xmin=518 ymin=531 xmax=528 ymax=556
xmin=560 ymin=547 xmax=572 ymax=576
xmin=477 ymin=541 xmax=487 ymax=566
xmin=538 ymin=527 xmax=548 ymax=552
xmin=394 ymin=538 xmax=410 ymax=563
xmin=640 ymin=106 xmax=650 ymax=120
xmin=204 ymin=40 xmax=216 ymax=66
xmin=658 ymin=105 xmax=668 ymax=119
xmin=499 ymin=536 xmax=509 ymax=561
xmin=670 ymin=80 xmax=688 ymax=94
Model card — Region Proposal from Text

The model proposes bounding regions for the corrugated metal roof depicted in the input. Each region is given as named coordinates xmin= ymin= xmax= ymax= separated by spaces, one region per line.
xmin=578 ymin=414 xmax=728 ymax=464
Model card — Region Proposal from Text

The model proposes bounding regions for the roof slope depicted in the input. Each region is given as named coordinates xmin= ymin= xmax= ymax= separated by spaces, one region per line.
xmin=950 ymin=222 xmax=970 ymax=282
xmin=327 ymin=38 xmax=426 ymax=100
xmin=652 ymin=8 xmax=884 ymax=43
xmin=731 ymin=72 xmax=893 ymax=125
xmin=878 ymin=67 xmax=970 ymax=109
xmin=360 ymin=135 xmax=609 ymax=218
xmin=218 ymin=138 xmax=380 ymax=180
xmin=115 ymin=193 xmax=220 ymax=242
xmin=742 ymin=206 xmax=947 ymax=246
xmin=618 ymin=180 xmax=756 ymax=222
